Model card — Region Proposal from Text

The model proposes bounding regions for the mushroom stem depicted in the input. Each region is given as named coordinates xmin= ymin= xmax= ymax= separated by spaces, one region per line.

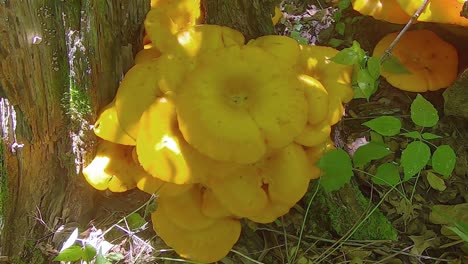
xmin=380 ymin=0 xmax=430 ymax=62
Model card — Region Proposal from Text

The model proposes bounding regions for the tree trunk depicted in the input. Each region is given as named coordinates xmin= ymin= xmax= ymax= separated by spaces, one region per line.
xmin=0 ymin=1 xmax=149 ymax=262
xmin=204 ymin=0 xmax=278 ymax=41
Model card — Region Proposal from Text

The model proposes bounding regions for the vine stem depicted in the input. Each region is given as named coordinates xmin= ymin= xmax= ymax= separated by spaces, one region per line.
xmin=380 ymin=0 xmax=431 ymax=62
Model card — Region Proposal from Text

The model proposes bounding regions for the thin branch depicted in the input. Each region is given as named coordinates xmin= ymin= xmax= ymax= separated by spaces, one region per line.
xmin=380 ymin=0 xmax=431 ymax=62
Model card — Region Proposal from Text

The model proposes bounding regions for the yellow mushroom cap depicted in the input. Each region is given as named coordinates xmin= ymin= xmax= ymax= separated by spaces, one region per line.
xmin=248 ymin=203 xmax=290 ymax=224
xmin=297 ymin=45 xmax=353 ymax=125
xmin=93 ymin=101 xmax=135 ymax=146
xmin=373 ymin=30 xmax=458 ymax=92
xmin=83 ymin=141 xmax=140 ymax=192
xmin=305 ymin=137 xmax=335 ymax=179
xmin=272 ymin=6 xmax=283 ymax=25
xmin=137 ymin=98 xmax=238 ymax=184
xmin=176 ymin=45 xmax=308 ymax=164
xmin=158 ymin=185 xmax=216 ymax=230
xmin=134 ymin=46 xmax=162 ymax=65
xmin=262 ymin=143 xmax=311 ymax=207
xmin=201 ymin=188 xmax=233 ymax=219
xmin=170 ymin=25 xmax=245 ymax=58
xmin=114 ymin=56 xmax=186 ymax=139
xmin=152 ymin=207 xmax=241 ymax=263
xmin=298 ymin=74 xmax=329 ymax=125
xmin=294 ymin=119 xmax=331 ymax=147
xmin=130 ymin=147 xmax=191 ymax=196
xmin=248 ymin=143 xmax=313 ymax=223
xmin=207 ymin=143 xmax=312 ymax=221
xmin=206 ymin=164 xmax=269 ymax=218
xmin=247 ymin=35 xmax=300 ymax=67
xmin=396 ymin=0 xmax=468 ymax=26
xmin=352 ymin=0 xmax=412 ymax=24
xmin=144 ymin=0 xmax=202 ymax=53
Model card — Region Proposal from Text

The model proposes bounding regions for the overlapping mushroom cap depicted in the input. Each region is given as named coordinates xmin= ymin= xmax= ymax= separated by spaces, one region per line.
xmin=176 ymin=45 xmax=308 ymax=164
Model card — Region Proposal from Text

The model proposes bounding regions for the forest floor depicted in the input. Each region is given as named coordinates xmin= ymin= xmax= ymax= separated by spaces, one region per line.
xmin=45 ymin=1 xmax=468 ymax=263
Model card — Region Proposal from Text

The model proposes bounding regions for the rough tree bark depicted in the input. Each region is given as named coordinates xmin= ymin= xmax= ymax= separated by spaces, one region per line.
xmin=204 ymin=0 xmax=278 ymax=41
xmin=0 ymin=1 xmax=149 ymax=262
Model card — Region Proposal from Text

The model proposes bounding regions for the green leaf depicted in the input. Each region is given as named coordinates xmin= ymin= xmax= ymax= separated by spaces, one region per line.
xmin=330 ymin=41 xmax=365 ymax=65
xmin=372 ymin=163 xmax=400 ymax=186
xmin=381 ymin=55 xmax=411 ymax=74
xmin=95 ymin=249 xmax=112 ymax=264
xmin=367 ymin=56 xmax=381 ymax=79
xmin=353 ymin=142 xmax=392 ymax=168
xmin=401 ymin=131 xmax=422 ymax=140
xmin=53 ymin=246 xmax=83 ymax=262
xmin=447 ymin=226 xmax=468 ymax=242
xmin=335 ymin=22 xmax=345 ymax=35
xmin=338 ymin=0 xmax=351 ymax=10
xmin=106 ymin=252 xmax=125 ymax=261
xmin=411 ymin=94 xmax=439 ymax=127
xmin=426 ymin=172 xmax=446 ymax=191
xmin=317 ymin=149 xmax=354 ymax=192
xmin=82 ymin=244 xmax=97 ymax=262
xmin=421 ymin=133 xmax=442 ymax=140
xmin=290 ymin=31 xmax=308 ymax=45
xmin=370 ymin=131 xmax=384 ymax=143
xmin=126 ymin=213 xmax=146 ymax=230
xmin=354 ymin=68 xmax=378 ymax=99
xmin=363 ymin=116 xmax=401 ymax=136
xmin=401 ymin=141 xmax=431 ymax=181
xmin=95 ymin=253 xmax=111 ymax=264
xmin=328 ymin=38 xmax=344 ymax=48
xmin=432 ymin=145 xmax=456 ymax=177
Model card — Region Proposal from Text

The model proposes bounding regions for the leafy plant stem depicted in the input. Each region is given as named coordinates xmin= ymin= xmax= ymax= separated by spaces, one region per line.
xmin=231 ymin=249 xmax=265 ymax=264
xmin=409 ymin=170 xmax=422 ymax=203
xmin=380 ymin=0 xmax=430 ymax=62
xmin=289 ymin=180 xmax=321 ymax=264
xmin=353 ymin=168 xmax=408 ymax=199
xmin=98 ymin=194 xmax=157 ymax=239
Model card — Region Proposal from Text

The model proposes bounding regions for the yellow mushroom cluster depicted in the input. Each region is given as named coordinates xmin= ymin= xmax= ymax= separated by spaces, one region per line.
xmin=84 ymin=0 xmax=352 ymax=262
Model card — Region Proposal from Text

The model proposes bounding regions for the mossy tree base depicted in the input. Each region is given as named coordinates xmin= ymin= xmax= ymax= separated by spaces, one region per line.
xmin=0 ymin=1 xmax=149 ymax=260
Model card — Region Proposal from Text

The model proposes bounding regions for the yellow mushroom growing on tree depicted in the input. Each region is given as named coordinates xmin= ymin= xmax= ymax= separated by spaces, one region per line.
xmin=114 ymin=55 xmax=186 ymax=139
xmin=137 ymin=98 xmax=240 ymax=185
xmin=83 ymin=140 xmax=142 ymax=192
xmin=151 ymin=206 xmax=241 ymax=264
xmin=145 ymin=0 xmax=203 ymax=53
xmin=296 ymin=45 xmax=354 ymax=125
xmin=176 ymin=45 xmax=308 ymax=164
xmin=93 ymin=101 xmax=135 ymax=146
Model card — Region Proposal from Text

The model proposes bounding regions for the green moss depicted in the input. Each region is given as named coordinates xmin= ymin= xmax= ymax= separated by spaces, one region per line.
xmin=329 ymin=189 xmax=397 ymax=240
xmin=310 ymin=182 xmax=397 ymax=241
xmin=62 ymin=79 xmax=92 ymax=124
xmin=10 ymin=241 xmax=46 ymax=264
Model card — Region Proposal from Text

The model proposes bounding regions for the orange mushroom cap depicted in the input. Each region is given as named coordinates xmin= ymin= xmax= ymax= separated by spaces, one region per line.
xmin=396 ymin=0 xmax=468 ymax=26
xmin=352 ymin=0 xmax=412 ymax=24
xmin=373 ymin=30 xmax=458 ymax=92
